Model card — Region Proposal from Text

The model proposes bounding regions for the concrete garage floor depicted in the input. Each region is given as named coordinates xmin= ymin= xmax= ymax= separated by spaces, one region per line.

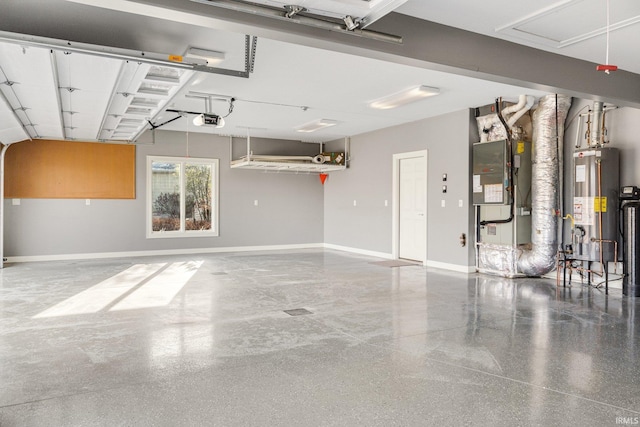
xmin=0 ymin=249 xmax=638 ymax=426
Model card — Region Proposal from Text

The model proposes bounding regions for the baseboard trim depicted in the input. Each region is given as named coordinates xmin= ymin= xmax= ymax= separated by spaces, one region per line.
xmin=323 ymin=244 xmax=475 ymax=274
xmin=426 ymin=260 xmax=476 ymax=274
xmin=6 ymin=244 xmax=475 ymax=274
xmin=5 ymin=243 xmax=325 ymax=263
xmin=322 ymin=244 xmax=393 ymax=260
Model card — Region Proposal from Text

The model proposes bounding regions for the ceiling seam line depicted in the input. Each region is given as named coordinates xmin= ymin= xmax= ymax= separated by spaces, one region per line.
xmin=49 ymin=51 xmax=67 ymax=140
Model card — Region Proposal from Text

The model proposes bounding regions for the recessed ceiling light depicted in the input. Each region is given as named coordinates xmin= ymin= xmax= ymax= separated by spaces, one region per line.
xmin=295 ymin=119 xmax=338 ymax=133
xmin=369 ymin=85 xmax=440 ymax=110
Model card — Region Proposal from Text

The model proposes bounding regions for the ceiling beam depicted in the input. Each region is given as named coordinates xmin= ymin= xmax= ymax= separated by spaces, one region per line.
xmin=4 ymin=0 xmax=640 ymax=107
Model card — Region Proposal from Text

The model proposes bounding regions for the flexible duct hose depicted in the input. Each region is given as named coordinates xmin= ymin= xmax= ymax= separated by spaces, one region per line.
xmin=517 ymin=94 xmax=572 ymax=276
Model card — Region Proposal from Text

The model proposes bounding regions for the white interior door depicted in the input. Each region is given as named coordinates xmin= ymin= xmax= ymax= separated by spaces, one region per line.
xmin=398 ymin=155 xmax=427 ymax=262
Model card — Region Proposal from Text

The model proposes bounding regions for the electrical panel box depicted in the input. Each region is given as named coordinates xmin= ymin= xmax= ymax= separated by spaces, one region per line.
xmin=476 ymin=139 xmax=533 ymax=246
xmin=473 ymin=140 xmax=509 ymax=205
xmin=479 ymin=205 xmax=532 ymax=245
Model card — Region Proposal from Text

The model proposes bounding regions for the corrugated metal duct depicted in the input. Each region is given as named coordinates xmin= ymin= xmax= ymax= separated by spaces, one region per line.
xmin=517 ymin=94 xmax=572 ymax=276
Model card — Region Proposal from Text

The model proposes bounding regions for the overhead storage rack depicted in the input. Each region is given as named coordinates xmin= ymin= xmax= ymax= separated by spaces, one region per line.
xmin=230 ymin=137 xmax=348 ymax=173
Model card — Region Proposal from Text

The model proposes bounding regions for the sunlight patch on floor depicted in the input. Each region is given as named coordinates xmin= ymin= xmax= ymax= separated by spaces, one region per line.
xmin=32 ymin=261 xmax=203 ymax=317
xmin=110 ymin=261 xmax=204 ymax=311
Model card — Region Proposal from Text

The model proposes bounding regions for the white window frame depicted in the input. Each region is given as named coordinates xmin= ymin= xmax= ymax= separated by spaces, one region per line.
xmin=146 ymin=155 xmax=219 ymax=239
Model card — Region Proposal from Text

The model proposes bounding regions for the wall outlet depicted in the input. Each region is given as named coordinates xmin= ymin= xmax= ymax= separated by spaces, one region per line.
xmin=86 ymin=199 xmax=91 ymax=206
xmin=458 ymin=199 xmax=463 ymax=208
xmin=384 ymin=200 xmax=388 ymax=207
xmin=353 ymin=200 xmax=357 ymax=207
xmin=254 ymin=200 xmax=259 ymax=206
xmin=12 ymin=199 xmax=20 ymax=206
xmin=441 ymin=199 xmax=446 ymax=208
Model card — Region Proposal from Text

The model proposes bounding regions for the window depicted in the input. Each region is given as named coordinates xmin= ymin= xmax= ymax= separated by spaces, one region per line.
xmin=147 ymin=156 xmax=219 ymax=238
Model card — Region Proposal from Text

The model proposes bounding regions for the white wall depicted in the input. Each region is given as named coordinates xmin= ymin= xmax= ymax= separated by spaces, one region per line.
xmin=323 ymin=109 xmax=477 ymax=269
xmin=323 ymin=99 xmax=640 ymax=271
xmin=565 ymin=99 xmax=640 ymax=187
xmin=605 ymin=105 xmax=640 ymax=187
xmin=5 ymin=100 xmax=639 ymax=267
xmin=562 ymin=98 xmax=640 ymax=242
xmin=3 ymin=131 xmax=324 ymax=258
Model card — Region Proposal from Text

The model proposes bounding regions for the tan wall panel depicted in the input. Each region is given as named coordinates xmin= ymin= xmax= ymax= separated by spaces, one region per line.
xmin=4 ymin=140 xmax=135 ymax=199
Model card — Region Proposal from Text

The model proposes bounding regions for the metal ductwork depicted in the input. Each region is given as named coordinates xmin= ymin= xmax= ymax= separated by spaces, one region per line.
xmin=517 ymin=94 xmax=572 ymax=276
xmin=477 ymin=94 xmax=571 ymax=277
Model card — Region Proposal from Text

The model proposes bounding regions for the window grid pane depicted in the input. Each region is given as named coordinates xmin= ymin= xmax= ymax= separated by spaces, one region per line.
xmin=151 ymin=161 xmax=181 ymax=232
xmin=185 ymin=163 xmax=212 ymax=231
xmin=147 ymin=156 xmax=218 ymax=238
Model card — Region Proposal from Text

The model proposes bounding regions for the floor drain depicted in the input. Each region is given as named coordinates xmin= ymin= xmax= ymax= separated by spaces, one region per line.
xmin=284 ymin=308 xmax=313 ymax=316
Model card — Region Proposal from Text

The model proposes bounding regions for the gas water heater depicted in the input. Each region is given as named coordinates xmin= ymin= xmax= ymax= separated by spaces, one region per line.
xmin=570 ymin=102 xmax=619 ymax=266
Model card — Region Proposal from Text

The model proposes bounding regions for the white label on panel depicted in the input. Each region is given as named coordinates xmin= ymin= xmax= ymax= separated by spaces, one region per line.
xmin=575 ymin=165 xmax=586 ymax=183
xmin=473 ymin=175 xmax=482 ymax=193
xmin=484 ymin=184 xmax=503 ymax=203
xmin=573 ymin=196 xmax=594 ymax=226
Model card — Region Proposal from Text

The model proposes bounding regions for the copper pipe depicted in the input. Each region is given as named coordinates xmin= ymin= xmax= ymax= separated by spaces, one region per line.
xmin=591 ymin=238 xmax=618 ymax=274
xmin=557 ymin=238 xmax=619 ymax=288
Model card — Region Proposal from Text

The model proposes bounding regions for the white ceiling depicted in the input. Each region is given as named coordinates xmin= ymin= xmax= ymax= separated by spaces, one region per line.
xmin=1 ymin=0 xmax=638 ymax=144
xmin=157 ymin=38 xmax=549 ymax=141
xmin=398 ymin=0 xmax=640 ymax=74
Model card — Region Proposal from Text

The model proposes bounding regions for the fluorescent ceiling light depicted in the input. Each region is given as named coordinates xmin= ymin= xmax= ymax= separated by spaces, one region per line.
xmin=296 ymin=119 xmax=338 ymax=133
xmin=369 ymin=85 xmax=440 ymax=110
xmin=185 ymin=47 xmax=226 ymax=66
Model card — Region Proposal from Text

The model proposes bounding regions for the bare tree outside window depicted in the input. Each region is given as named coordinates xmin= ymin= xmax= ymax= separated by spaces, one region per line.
xmin=185 ymin=164 xmax=212 ymax=230
xmin=151 ymin=162 xmax=181 ymax=231
xmin=148 ymin=157 xmax=218 ymax=237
